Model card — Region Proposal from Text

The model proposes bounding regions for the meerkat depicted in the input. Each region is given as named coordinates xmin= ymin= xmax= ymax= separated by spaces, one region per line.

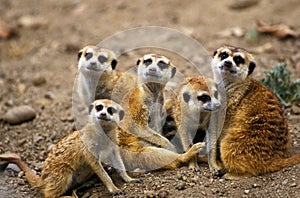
xmin=209 ymin=45 xmax=300 ymax=179
xmin=75 ymin=45 xmax=137 ymax=106
xmin=164 ymin=76 xmax=220 ymax=170
xmin=119 ymin=53 xmax=177 ymax=151
xmin=0 ymin=99 xmax=139 ymax=197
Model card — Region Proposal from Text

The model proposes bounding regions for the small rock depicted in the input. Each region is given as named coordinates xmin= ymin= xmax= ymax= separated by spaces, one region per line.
xmin=291 ymin=103 xmax=300 ymax=115
xmin=200 ymin=190 xmax=207 ymax=196
xmin=290 ymin=183 xmax=297 ymax=187
xmin=3 ymin=105 xmax=36 ymax=124
xmin=144 ymin=190 xmax=155 ymax=197
xmin=252 ymin=183 xmax=259 ymax=188
xmin=282 ymin=179 xmax=288 ymax=186
xmin=18 ymin=15 xmax=48 ymax=29
xmin=158 ymin=190 xmax=169 ymax=198
xmin=17 ymin=83 xmax=26 ymax=94
xmin=44 ymin=92 xmax=55 ymax=100
xmin=32 ymin=76 xmax=46 ymax=86
xmin=244 ymin=189 xmax=250 ymax=194
xmin=228 ymin=0 xmax=259 ymax=9
xmin=7 ymin=163 xmax=21 ymax=172
xmin=33 ymin=135 xmax=43 ymax=144
xmin=0 ymin=20 xmax=14 ymax=39
xmin=18 ymin=171 xmax=24 ymax=178
xmin=176 ymin=182 xmax=186 ymax=190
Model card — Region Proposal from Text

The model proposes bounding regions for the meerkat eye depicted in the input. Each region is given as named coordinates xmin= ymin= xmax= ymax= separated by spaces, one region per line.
xmin=219 ymin=52 xmax=229 ymax=60
xmin=107 ymin=107 xmax=117 ymax=115
xmin=98 ymin=55 xmax=108 ymax=64
xmin=197 ymin=94 xmax=211 ymax=103
xmin=233 ymin=55 xmax=245 ymax=65
xmin=85 ymin=52 xmax=93 ymax=61
xmin=144 ymin=59 xmax=153 ymax=66
xmin=95 ymin=104 xmax=103 ymax=111
xmin=157 ymin=61 xmax=168 ymax=69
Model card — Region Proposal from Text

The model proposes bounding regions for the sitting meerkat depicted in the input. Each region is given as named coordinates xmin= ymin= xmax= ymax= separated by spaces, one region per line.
xmin=164 ymin=76 xmax=220 ymax=170
xmin=210 ymin=45 xmax=300 ymax=179
xmin=119 ymin=53 xmax=177 ymax=151
xmin=75 ymin=45 xmax=137 ymax=106
xmin=0 ymin=99 xmax=139 ymax=197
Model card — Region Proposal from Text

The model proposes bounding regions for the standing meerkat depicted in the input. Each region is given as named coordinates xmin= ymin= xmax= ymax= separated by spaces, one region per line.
xmin=75 ymin=45 xmax=137 ymax=106
xmin=0 ymin=99 xmax=139 ymax=197
xmin=210 ymin=45 xmax=300 ymax=179
xmin=164 ymin=76 xmax=220 ymax=170
xmin=119 ymin=54 xmax=177 ymax=151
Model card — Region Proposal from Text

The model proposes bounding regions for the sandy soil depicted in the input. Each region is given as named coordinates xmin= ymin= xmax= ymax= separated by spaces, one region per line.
xmin=0 ymin=0 xmax=300 ymax=197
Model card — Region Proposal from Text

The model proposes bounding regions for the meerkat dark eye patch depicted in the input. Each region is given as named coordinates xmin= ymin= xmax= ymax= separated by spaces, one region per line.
xmin=107 ymin=107 xmax=117 ymax=115
xmin=233 ymin=55 xmax=245 ymax=65
xmin=219 ymin=52 xmax=229 ymax=60
xmin=98 ymin=55 xmax=108 ymax=64
xmin=197 ymin=94 xmax=211 ymax=103
xmin=111 ymin=59 xmax=117 ymax=70
xmin=77 ymin=51 xmax=83 ymax=61
xmin=144 ymin=59 xmax=152 ymax=66
xmin=157 ymin=61 xmax=168 ymax=69
xmin=85 ymin=52 xmax=93 ymax=61
xmin=95 ymin=104 xmax=103 ymax=111
xmin=183 ymin=92 xmax=191 ymax=103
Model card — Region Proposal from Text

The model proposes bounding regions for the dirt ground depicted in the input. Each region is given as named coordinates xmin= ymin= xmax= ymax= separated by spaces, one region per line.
xmin=0 ymin=0 xmax=300 ymax=197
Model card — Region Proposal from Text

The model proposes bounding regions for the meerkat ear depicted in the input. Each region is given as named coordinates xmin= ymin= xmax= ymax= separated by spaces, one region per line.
xmin=119 ymin=110 xmax=125 ymax=121
xmin=213 ymin=50 xmax=217 ymax=57
xmin=136 ymin=59 xmax=141 ymax=66
xmin=183 ymin=92 xmax=190 ymax=103
xmin=171 ymin=67 xmax=176 ymax=78
xmin=78 ymin=51 xmax=83 ymax=61
xmin=248 ymin=61 xmax=256 ymax=75
xmin=111 ymin=59 xmax=118 ymax=70
xmin=88 ymin=104 xmax=94 ymax=114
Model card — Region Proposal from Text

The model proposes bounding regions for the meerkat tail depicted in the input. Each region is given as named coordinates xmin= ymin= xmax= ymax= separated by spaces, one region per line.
xmin=267 ymin=154 xmax=300 ymax=173
xmin=0 ymin=153 xmax=42 ymax=187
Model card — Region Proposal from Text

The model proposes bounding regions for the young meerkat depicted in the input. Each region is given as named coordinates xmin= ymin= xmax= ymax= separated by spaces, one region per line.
xmin=164 ymin=76 xmax=220 ymax=170
xmin=0 ymin=99 xmax=138 ymax=197
xmin=210 ymin=45 xmax=300 ymax=179
xmin=119 ymin=53 xmax=177 ymax=151
xmin=75 ymin=45 xmax=137 ymax=106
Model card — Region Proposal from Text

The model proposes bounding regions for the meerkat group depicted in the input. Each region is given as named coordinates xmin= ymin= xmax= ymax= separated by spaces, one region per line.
xmin=1 ymin=44 xmax=300 ymax=197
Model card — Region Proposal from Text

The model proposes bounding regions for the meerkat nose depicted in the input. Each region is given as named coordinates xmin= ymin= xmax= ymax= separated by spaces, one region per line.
xmin=224 ymin=61 xmax=232 ymax=68
xmin=148 ymin=67 xmax=157 ymax=74
xmin=100 ymin=112 xmax=107 ymax=117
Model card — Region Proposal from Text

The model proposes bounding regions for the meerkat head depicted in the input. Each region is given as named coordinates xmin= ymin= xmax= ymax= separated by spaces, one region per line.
xmin=89 ymin=99 xmax=125 ymax=126
xmin=77 ymin=46 xmax=118 ymax=73
xmin=211 ymin=45 xmax=256 ymax=83
xmin=180 ymin=76 xmax=220 ymax=112
xmin=136 ymin=54 xmax=176 ymax=84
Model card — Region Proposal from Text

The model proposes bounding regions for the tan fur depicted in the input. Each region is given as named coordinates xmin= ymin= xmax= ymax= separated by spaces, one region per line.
xmin=119 ymin=54 xmax=177 ymax=151
xmin=165 ymin=76 xmax=220 ymax=169
xmin=210 ymin=45 xmax=300 ymax=179
xmin=0 ymin=99 xmax=137 ymax=197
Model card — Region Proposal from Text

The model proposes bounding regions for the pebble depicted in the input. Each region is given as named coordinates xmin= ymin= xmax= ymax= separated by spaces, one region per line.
xmin=3 ymin=105 xmax=36 ymax=124
xmin=282 ymin=179 xmax=288 ymax=186
xmin=144 ymin=190 xmax=155 ymax=197
xmin=18 ymin=15 xmax=48 ymax=29
xmin=244 ymin=189 xmax=250 ymax=194
xmin=44 ymin=91 xmax=55 ymax=100
xmin=290 ymin=183 xmax=297 ymax=187
xmin=291 ymin=104 xmax=300 ymax=115
xmin=176 ymin=182 xmax=186 ymax=190
xmin=228 ymin=0 xmax=259 ymax=9
xmin=7 ymin=163 xmax=21 ymax=172
xmin=32 ymin=76 xmax=46 ymax=86
xmin=158 ymin=190 xmax=169 ymax=198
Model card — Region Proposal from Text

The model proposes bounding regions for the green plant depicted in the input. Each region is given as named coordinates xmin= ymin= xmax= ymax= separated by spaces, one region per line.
xmin=259 ymin=63 xmax=300 ymax=107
